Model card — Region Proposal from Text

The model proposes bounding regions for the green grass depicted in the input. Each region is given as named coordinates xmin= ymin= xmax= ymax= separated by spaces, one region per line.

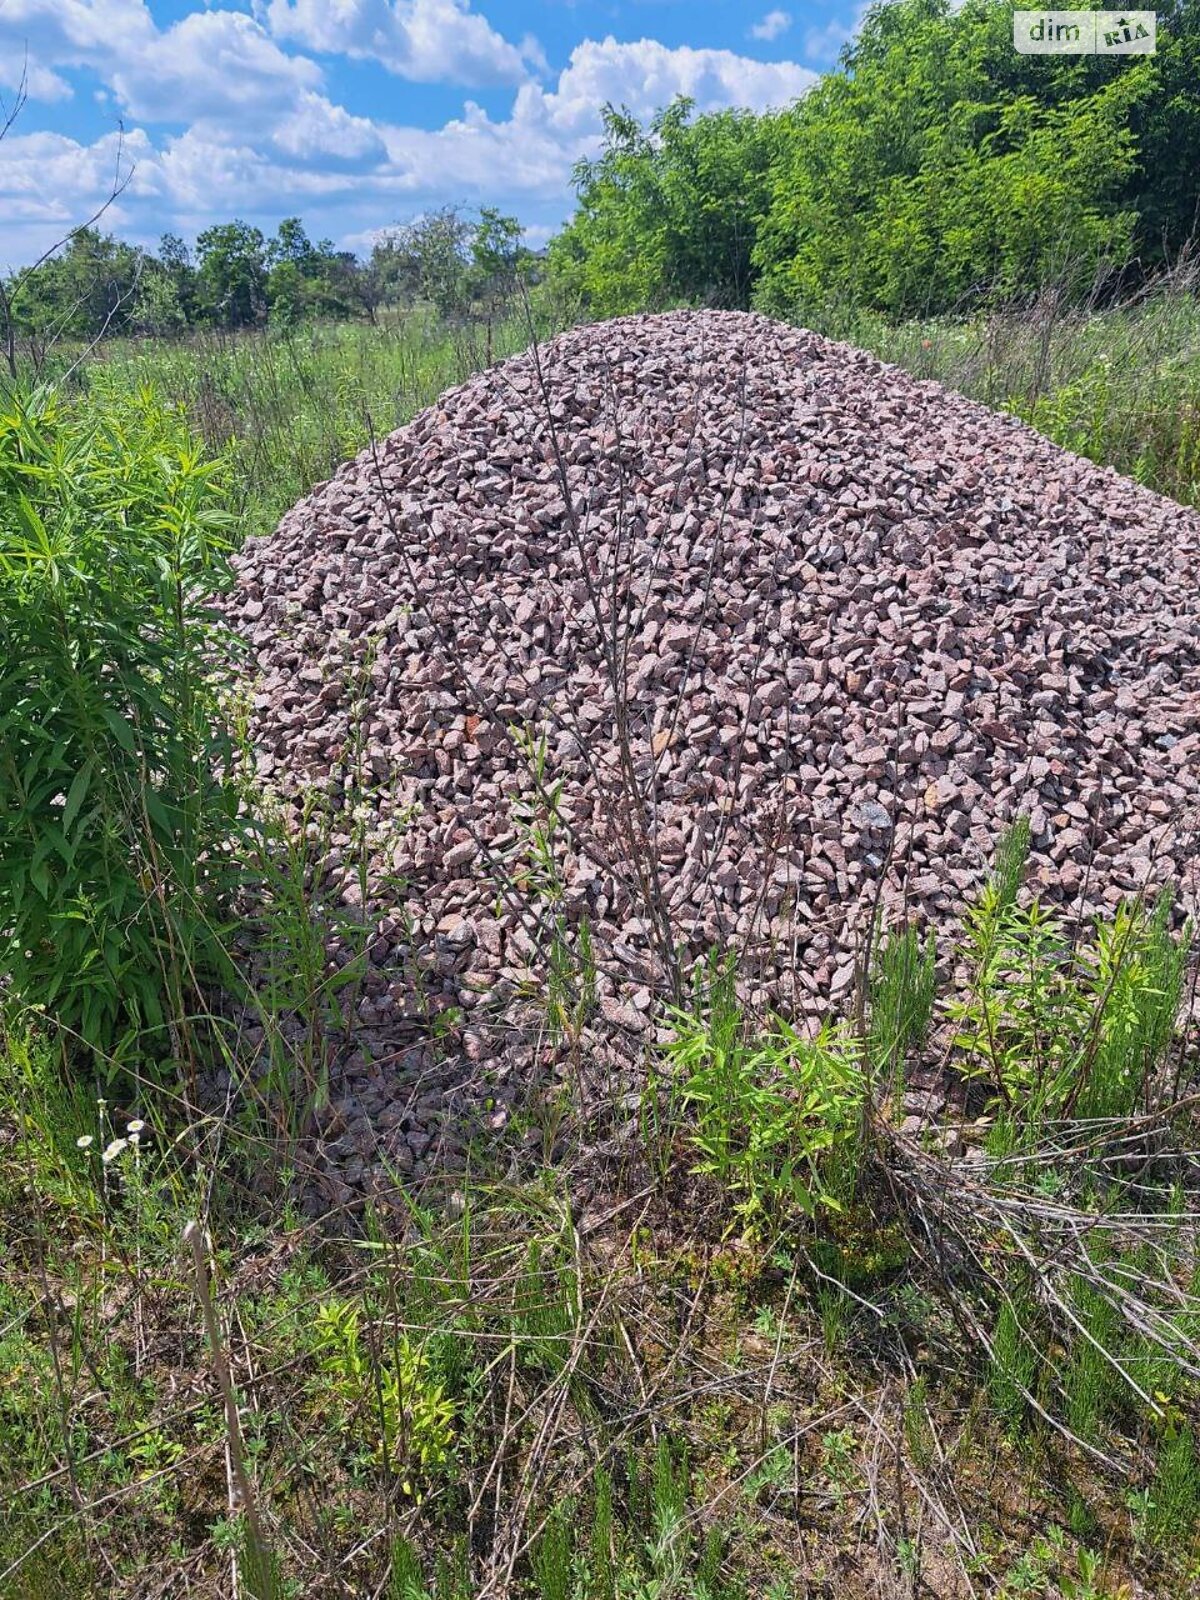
xmin=4 ymin=822 xmax=1200 ymax=1596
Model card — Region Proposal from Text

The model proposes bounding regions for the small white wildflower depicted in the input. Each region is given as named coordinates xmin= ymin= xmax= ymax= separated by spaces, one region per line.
xmin=127 ymin=1119 xmax=145 ymax=1135
xmin=76 ymin=1134 xmax=94 ymax=1150
xmin=101 ymin=1137 xmax=128 ymax=1164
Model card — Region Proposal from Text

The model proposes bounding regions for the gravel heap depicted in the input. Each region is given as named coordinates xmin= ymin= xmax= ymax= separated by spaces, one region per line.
xmin=225 ymin=310 xmax=1200 ymax=1199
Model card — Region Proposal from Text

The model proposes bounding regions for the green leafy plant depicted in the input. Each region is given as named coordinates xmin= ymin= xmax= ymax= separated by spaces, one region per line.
xmin=949 ymin=821 xmax=1186 ymax=1123
xmin=0 ymin=382 xmax=243 ymax=1068
xmin=1071 ymin=892 xmax=1187 ymax=1121
xmin=667 ymin=957 xmax=865 ymax=1230
xmin=313 ymin=1299 xmax=455 ymax=1493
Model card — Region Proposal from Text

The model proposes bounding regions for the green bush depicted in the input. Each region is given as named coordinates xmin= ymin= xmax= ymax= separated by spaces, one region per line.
xmin=0 ymin=382 xmax=242 ymax=1068
xmin=949 ymin=821 xmax=1186 ymax=1122
xmin=667 ymin=957 xmax=865 ymax=1230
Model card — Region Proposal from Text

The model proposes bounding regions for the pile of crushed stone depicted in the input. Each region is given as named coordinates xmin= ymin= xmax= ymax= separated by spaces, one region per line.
xmin=224 ymin=309 xmax=1200 ymax=1204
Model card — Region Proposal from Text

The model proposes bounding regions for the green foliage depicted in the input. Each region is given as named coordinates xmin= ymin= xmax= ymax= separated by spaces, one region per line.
xmin=1063 ymin=1274 xmax=1126 ymax=1442
xmin=0 ymin=383 xmax=242 ymax=1065
xmin=195 ymin=221 xmax=269 ymax=329
xmin=1073 ymin=893 xmax=1187 ymax=1121
xmin=948 ymin=822 xmax=1185 ymax=1121
xmin=312 ymin=1299 xmax=455 ymax=1492
xmin=989 ymin=1296 xmax=1040 ymax=1433
xmin=532 ymin=1499 xmax=574 ymax=1600
xmin=667 ymin=958 xmax=865 ymax=1230
xmin=266 ymin=218 xmax=351 ymax=327
xmin=4 ymin=228 xmax=144 ymax=348
xmin=548 ymin=1 xmax=1200 ymax=323
xmin=754 ymin=22 xmax=1144 ymax=320
xmin=550 ymin=101 xmax=781 ymax=316
xmin=366 ymin=206 xmax=535 ymax=327
xmin=1149 ymin=1427 xmax=1200 ymax=1549
xmin=3 ymin=202 xmax=533 ymax=366
xmin=868 ymin=922 xmax=937 ymax=1104
xmin=389 ymin=1535 xmax=430 ymax=1600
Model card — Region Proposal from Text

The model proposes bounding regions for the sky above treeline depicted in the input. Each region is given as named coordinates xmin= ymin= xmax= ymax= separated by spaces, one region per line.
xmin=0 ymin=0 xmax=860 ymax=269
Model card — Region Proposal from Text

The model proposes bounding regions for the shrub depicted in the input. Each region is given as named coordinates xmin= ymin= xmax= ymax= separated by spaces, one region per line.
xmin=948 ymin=820 xmax=1187 ymax=1122
xmin=0 ymin=382 xmax=242 ymax=1068
xmin=667 ymin=957 xmax=865 ymax=1230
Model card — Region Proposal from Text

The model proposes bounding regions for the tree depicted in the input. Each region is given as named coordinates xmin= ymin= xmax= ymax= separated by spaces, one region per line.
xmin=751 ymin=0 xmax=1155 ymax=319
xmin=194 ymin=222 xmax=268 ymax=329
xmin=549 ymin=100 xmax=783 ymax=317
xmin=133 ymin=234 xmax=196 ymax=335
xmin=391 ymin=208 xmax=473 ymax=319
xmin=264 ymin=219 xmax=357 ymax=324
xmin=546 ymin=0 xmax=1200 ymax=324
xmin=7 ymin=228 xmax=144 ymax=344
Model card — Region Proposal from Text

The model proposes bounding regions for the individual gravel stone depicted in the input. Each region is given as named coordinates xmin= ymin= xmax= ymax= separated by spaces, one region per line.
xmin=222 ymin=309 xmax=1200 ymax=1195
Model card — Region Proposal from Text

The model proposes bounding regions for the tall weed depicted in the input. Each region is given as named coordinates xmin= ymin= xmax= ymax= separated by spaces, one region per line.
xmin=667 ymin=958 xmax=864 ymax=1229
xmin=0 ymin=383 xmax=243 ymax=1069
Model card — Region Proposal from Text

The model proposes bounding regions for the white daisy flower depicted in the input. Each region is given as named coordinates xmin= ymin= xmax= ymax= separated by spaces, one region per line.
xmin=101 ymin=1138 xmax=128 ymax=1164
xmin=76 ymin=1135 xmax=94 ymax=1150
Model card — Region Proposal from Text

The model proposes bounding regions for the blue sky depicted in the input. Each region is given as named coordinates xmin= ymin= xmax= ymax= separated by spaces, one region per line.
xmin=0 ymin=0 xmax=859 ymax=268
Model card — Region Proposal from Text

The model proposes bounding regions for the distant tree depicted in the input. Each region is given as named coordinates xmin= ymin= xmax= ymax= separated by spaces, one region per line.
xmin=470 ymin=207 xmax=524 ymax=283
xmin=133 ymin=233 xmax=196 ymax=335
xmin=383 ymin=208 xmax=473 ymax=319
xmin=8 ymin=228 xmax=144 ymax=345
xmin=468 ymin=207 xmax=534 ymax=355
xmin=195 ymin=221 xmax=268 ymax=329
xmin=265 ymin=218 xmax=359 ymax=324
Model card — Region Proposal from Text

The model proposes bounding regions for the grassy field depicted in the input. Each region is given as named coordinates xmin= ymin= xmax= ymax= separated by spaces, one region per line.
xmin=54 ymin=272 xmax=1200 ymax=543
xmin=3 ymin=293 xmax=1200 ymax=1598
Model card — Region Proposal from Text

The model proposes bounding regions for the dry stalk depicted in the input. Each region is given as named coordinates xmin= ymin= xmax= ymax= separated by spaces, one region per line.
xmin=183 ymin=1218 xmax=276 ymax=1597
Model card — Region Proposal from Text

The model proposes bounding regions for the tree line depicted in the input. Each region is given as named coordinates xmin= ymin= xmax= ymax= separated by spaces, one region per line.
xmin=6 ymin=0 xmax=1198 ymax=356
xmin=549 ymin=0 xmax=1200 ymax=321
xmin=2 ymin=206 xmax=536 ymax=359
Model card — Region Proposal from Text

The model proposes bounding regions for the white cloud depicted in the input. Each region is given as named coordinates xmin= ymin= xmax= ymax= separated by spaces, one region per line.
xmin=0 ymin=59 xmax=74 ymax=102
xmin=0 ymin=125 xmax=161 ymax=266
xmin=0 ymin=0 xmax=156 ymax=60
xmin=0 ymin=21 xmax=818 ymax=268
xmin=271 ymin=93 xmax=388 ymax=163
xmin=108 ymin=11 xmax=322 ymax=124
xmin=750 ymin=10 xmax=792 ymax=42
xmin=511 ymin=36 xmax=815 ymax=137
xmin=364 ymin=38 xmax=814 ymax=205
xmin=265 ymin=0 xmax=545 ymax=86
